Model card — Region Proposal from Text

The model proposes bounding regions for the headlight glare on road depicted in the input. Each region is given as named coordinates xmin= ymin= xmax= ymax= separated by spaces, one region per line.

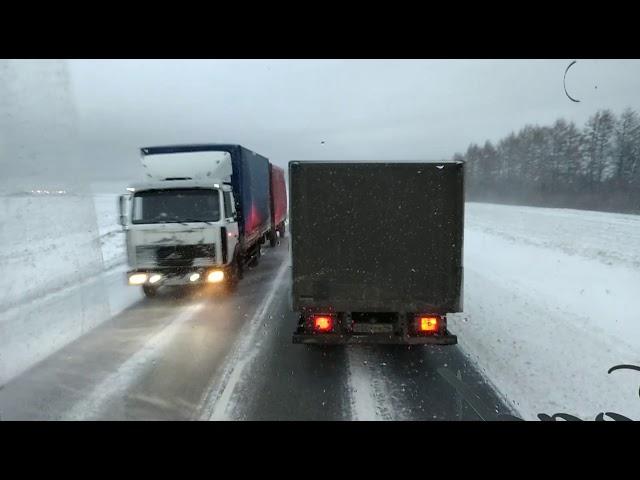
xmin=129 ymin=273 xmax=148 ymax=285
xmin=149 ymin=274 xmax=162 ymax=284
xmin=207 ymin=270 xmax=224 ymax=283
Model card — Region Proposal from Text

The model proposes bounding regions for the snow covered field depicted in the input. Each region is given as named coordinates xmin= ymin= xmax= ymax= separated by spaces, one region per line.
xmin=451 ymin=203 xmax=640 ymax=420
xmin=0 ymin=193 xmax=103 ymax=311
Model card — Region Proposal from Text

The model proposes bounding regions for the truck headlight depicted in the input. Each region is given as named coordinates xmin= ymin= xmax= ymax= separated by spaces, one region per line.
xmin=129 ymin=273 xmax=148 ymax=285
xmin=207 ymin=270 xmax=224 ymax=283
xmin=149 ymin=274 xmax=162 ymax=284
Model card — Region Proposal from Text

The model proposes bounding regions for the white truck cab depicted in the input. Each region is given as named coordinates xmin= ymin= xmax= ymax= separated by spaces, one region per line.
xmin=119 ymin=150 xmax=242 ymax=297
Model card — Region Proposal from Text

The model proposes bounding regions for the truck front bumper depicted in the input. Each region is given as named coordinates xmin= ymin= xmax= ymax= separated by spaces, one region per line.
xmin=292 ymin=331 xmax=458 ymax=345
xmin=127 ymin=266 xmax=229 ymax=287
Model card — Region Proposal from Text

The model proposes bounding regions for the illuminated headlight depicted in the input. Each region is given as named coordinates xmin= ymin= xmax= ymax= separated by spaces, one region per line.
xmin=207 ymin=270 xmax=224 ymax=283
xmin=189 ymin=273 xmax=201 ymax=282
xmin=149 ymin=274 xmax=162 ymax=284
xmin=129 ymin=273 xmax=148 ymax=285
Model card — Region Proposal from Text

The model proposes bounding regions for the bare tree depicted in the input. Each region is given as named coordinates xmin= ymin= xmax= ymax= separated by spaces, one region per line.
xmin=582 ymin=110 xmax=616 ymax=192
xmin=456 ymin=107 xmax=640 ymax=213
xmin=614 ymin=108 xmax=640 ymax=186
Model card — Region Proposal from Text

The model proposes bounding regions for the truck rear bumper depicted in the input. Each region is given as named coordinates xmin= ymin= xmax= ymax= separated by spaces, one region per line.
xmin=292 ymin=331 xmax=457 ymax=345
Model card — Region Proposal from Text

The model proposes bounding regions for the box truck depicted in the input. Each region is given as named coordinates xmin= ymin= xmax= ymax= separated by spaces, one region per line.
xmin=289 ymin=161 xmax=463 ymax=345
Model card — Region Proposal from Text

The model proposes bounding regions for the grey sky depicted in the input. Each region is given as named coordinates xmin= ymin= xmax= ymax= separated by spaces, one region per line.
xmin=4 ymin=59 xmax=640 ymax=184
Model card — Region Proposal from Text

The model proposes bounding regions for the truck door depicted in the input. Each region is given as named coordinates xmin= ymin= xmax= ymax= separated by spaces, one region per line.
xmin=223 ymin=189 xmax=239 ymax=265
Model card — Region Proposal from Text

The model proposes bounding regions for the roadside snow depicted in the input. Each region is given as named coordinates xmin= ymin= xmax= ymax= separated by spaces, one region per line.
xmin=451 ymin=203 xmax=640 ymax=421
xmin=0 ymin=181 xmax=138 ymax=385
xmin=0 ymin=193 xmax=105 ymax=311
xmin=92 ymin=192 xmax=127 ymax=270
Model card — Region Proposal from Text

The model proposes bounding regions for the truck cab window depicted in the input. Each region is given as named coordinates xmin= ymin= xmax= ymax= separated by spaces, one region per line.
xmin=132 ymin=189 xmax=221 ymax=224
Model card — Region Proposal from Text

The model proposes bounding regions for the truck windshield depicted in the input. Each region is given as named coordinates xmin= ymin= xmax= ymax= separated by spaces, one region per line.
xmin=132 ymin=189 xmax=220 ymax=224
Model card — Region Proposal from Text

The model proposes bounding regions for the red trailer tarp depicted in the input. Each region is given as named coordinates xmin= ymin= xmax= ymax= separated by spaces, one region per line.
xmin=269 ymin=163 xmax=287 ymax=228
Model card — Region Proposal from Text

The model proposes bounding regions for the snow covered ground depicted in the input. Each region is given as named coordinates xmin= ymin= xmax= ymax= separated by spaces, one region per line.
xmin=0 ymin=181 xmax=139 ymax=384
xmin=450 ymin=203 xmax=640 ymax=421
xmin=2 ymin=184 xmax=639 ymax=420
xmin=0 ymin=193 xmax=103 ymax=311
xmin=90 ymin=181 xmax=128 ymax=270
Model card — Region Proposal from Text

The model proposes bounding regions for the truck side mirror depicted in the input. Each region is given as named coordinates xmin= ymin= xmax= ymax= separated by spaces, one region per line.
xmin=118 ymin=195 xmax=129 ymax=226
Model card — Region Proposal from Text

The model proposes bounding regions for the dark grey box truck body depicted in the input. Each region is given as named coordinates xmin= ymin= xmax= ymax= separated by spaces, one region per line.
xmin=289 ymin=161 xmax=464 ymax=345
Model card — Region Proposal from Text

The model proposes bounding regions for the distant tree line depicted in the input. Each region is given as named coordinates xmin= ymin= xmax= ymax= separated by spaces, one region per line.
xmin=453 ymin=108 xmax=640 ymax=214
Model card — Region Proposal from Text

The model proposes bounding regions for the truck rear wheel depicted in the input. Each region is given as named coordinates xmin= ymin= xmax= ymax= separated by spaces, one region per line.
xmin=247 ymin=248 xmax=261 ymax=268
xmin=268 ymin=229 xmax=278 ymax=247
xmin=236 ymin=254 xmax=244 ymax=280
xmin=227 ymin=254 xmax=243 ymax=291
xmin=142 ymin=285 xmax=158 ymax=298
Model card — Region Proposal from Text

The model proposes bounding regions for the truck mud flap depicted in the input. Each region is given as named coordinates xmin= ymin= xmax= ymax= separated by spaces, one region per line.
xmin=292 ymin=331 xmax=457 ymax=345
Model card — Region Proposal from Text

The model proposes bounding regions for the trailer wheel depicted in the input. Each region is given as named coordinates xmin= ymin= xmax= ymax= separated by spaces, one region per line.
xmin=227 ymin=254 xmax=243 ymax=290
xmin=236 ymin=253 xmax=244 ymax=280
xmin=268 ymin=229 xmax=278 ymax=248
xmin=142 ymin=285 xmax=158 ymax=298
xmin=247 ymin=246 xmax=261 ymax=268
xmin=247 ymin=252 xmax=260 ymax=268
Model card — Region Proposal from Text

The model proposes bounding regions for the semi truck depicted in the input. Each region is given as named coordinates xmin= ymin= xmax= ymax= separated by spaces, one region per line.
xmin=118 ymin=144 xmax=287 ymax=297
xmin=289 ymin=161 xmax=463 ymax=345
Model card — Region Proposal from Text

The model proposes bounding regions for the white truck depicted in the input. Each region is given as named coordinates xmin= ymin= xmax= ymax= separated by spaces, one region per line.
xmin=119 ymin=144 xmax=285 ymax=297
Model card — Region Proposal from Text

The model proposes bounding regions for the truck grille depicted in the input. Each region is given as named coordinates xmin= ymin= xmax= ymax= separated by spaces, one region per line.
xmin=135 ymin=244 xmax=216 ymax=267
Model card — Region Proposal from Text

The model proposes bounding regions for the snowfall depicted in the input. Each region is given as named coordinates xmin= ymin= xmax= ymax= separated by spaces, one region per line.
xmin=1 ymin=183 xmax=639 ymax=420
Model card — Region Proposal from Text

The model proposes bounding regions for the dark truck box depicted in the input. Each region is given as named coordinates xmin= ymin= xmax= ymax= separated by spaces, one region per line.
xmin=289 ymin=161 xmax=464 ymax=345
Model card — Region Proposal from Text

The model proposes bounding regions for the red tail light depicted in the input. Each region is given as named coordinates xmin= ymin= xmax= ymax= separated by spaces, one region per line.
xmin=312 ymin=315 xmax=334 ymax=332
xmin=417 ymin=315 xmax=440 ymax=333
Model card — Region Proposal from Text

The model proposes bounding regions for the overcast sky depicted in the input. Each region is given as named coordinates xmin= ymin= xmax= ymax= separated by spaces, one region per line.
xmin=3 ymin=59 xmax=640 ymax=184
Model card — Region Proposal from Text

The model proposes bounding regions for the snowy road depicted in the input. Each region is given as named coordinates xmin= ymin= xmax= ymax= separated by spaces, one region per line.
xmin=1 ymin=200 xmax=638 ymax=420
xmin=0 ymin=237 xmax=510 ymax=420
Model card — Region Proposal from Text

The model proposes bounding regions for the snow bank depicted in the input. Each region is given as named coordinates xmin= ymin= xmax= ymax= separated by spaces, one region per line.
xmin=0 ymin=181 xmax=138 ymax=385
xmin=91 ymin=184 xmax=128 ymax=270
xmin=450 ymin=203 xmax=640 ymax=420
xmin=0 ymin=192 xmax=104 ymax=311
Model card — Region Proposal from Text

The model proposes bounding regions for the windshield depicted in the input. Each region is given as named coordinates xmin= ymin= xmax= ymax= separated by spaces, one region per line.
xmin=1 ymin=59 xmax=639 ymax=423
xmin=132 ymin=189 xmax=220 ymax=224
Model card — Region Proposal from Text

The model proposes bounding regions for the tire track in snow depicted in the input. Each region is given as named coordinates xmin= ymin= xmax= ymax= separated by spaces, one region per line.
xmin=62 ymin=302 xmax=205 ymax=420
xmin=199 ymin=260 xmax=290 ymax=421
xmin=346 ymin=347 xmax=404 ymax=421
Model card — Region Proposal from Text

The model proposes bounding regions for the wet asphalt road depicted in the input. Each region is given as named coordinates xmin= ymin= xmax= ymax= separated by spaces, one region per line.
xmin=0 ymin=237 xmax=512 ymax=421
